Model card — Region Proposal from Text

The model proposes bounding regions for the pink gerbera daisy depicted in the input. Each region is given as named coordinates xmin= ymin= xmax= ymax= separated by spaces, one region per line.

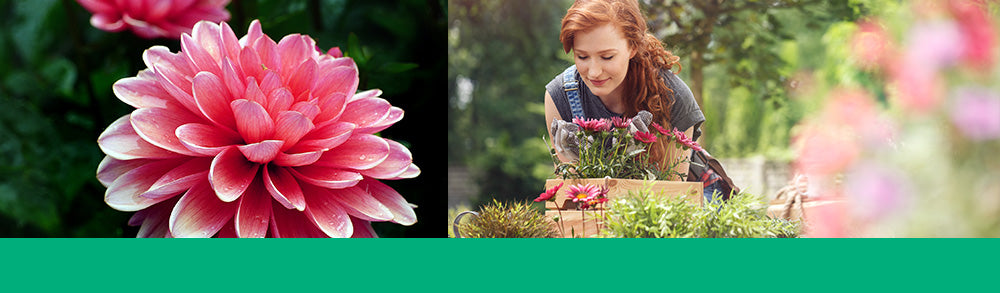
xmin=572 ymin=117 xmax=610 ymax=132
xmin=534 ymin=182 xmax=564 ymax=202
xmin=633 ymin=131 xmax=657 ymax=144
xmin=96 ymin=20 xmax=419 ymax=238
xmin=77 ymin=0 xmax=231 ymax=39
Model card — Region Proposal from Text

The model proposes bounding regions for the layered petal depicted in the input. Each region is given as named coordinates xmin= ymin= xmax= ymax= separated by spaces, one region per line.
xmin=209 ymin=147 xmax=260 ymax=202
xmin=99 ymin=114 xmax=182 ymax=160
xmin=169 ymin=180 xmax=238 ymax=238
xmin=235 ymin=177 xmax=271 ymax=238
xmin=313 ymin=133 xmax=389 ymax=170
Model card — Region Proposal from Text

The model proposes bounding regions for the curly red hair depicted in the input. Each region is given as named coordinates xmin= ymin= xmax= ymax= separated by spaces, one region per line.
xmin=560 ymin=0 xmax=684 ymax=173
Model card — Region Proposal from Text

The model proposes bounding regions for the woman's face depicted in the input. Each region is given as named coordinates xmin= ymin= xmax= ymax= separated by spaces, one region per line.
xmin=572 ymin=23 xmax=634 ymax=101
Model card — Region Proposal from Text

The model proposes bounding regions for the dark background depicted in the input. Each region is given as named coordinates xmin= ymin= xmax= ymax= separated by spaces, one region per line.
xmin=0 ymin=0 xmax=447 ymax=237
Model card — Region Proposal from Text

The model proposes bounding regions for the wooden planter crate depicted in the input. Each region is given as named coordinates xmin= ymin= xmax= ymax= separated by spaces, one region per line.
xmin=543 ymin=178 xmax=701 ymax=238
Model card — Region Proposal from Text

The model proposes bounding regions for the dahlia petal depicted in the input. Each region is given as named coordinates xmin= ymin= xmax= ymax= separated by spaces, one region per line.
xmin=220 ymin=59 xmax=246 ymax=105
xmin=314 ymin=93 xmax=348 ymax=123
xmin=235 ymin=177 xmax=271 ymax=238
xmin=359 ymin=178 xmax=417 ymax=225
xmin=193 ymin=72 xmax=237 ymax=130
xmin=312 ymin=64 xmax=357 ymax=103
xmin=143 ymin=45 xmax=193 ymax=77
xmin=135 ymin=197 xmax=178 ymax=238
xmin=388 ymin=164 xmax=421 ymax=180
xmin=243 ymin=76 xmax=267 ymax=106
xmin=172 ymin=9 xmax=230 ymax=38
xmin=143 ymin=0 xmax=173 ymax=22
xmin=357 ymin=106 xmax=403 ymax=134
xmin=273 ymin=149 xmax=324 ymax=167
xmin=169 ymin=180 xmax=238 ymax=238
xmin=263 ymin=164 xmax=306 ymax=211
xmin=219 ymin=22 xmax=242 ymax=63
xmin=349 ymin=89 xmax=382 ymax=104
xmin=99 ymin=114 xmax=182 ymax=160
xmin=288 ymin=59 xmax=317 ymax=95
xmin=350 ymin=217 xmax=378 ymax=238
xmin=253 ymin=36 xmax=281 ymax=74
xmin=329 ymin=185 xmax=393 ymax=221
xmin=313 ymin=134 xmax=389 ymax=170
xmin=216 ymin=219 xmax=238 ymax=238
xmin=231 ymin=99 xmax=275 ymax=144
xmin=181 ymin=33 xmax=222 ymax=76
xmin=274 ymin=110 xmax=314 ymax=151
xmin=291 ymin=101 xmax=320 ymax=121
xmin=176 ymin=122 xmax=242 ymax=156
xmin=239 ymin=46 xmax=264 ymax=80
xmin=130 ymin=107 xmax=201 ymax=157
xmin=142 ymin=157 xmax=212 ymax=200
xmin=192 ymin=21 xmax=223 ymax=61
xmin=266 ymin=88 xmax=294 ymax=118
xmin=112 ymin=75 xmax=176 ymax=109
xmin=359 ymin=139 xmax=414 ymax=179
xmin=91 ymin=14 xmax=127 ymax=32
xmin=237 ymin=140 xmax=283 ymax=164
xmin=151 ymin=63 xmax=200 ymax=116
xmin=240 ymin=19 xmax=264 ymax=47
xmin=258 ymin=70 xmax=283 ymax=103
xmin=105 ymin=159 xmax=185 ymax=212
xmin=97 ymin=156 xmax=151 ymax=187
xmin=291 ymin=165 xmax=362 ymax=189
xmin=303 ymin=188 xmax=353 ymax=238
xmin=340 ymin=97 xmax=391 ymax=130
xmin=129 ymin=208 xmax=148 ymax=227
xmin=210 ymin=147 xmax=261 ymax=202
xmin=277 ymin=34 xmax=312 ymax=77
xmin=269 ymin=201 xmax=327 ymax=238
xmin=169 ymin=0 xmax=198 ymax=15
xmin=298 ymin=121 xmax=354 ymax=150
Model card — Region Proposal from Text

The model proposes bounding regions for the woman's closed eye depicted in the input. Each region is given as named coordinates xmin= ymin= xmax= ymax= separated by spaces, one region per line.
xmin=601 ymin=55 xmax=614 ymax=60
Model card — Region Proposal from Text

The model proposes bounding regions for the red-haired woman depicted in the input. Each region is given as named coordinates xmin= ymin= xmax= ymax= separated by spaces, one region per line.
xmin=544 ymin=0 xmax=723 ymax=201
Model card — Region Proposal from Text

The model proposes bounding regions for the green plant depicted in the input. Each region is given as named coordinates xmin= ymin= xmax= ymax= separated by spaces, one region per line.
xmin=453 ymin=199 xmax=558 ymax=238
xmin=602 ymin=186 xmax=799 ymax=238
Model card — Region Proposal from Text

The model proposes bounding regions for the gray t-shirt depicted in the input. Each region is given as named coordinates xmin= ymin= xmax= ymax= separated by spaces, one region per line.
xmin=545 ymin=66 xmax=705 ymax=141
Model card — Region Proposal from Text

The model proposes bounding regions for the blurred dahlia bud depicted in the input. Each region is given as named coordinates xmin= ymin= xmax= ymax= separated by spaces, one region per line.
xmin=76 ymin=0 xmax=231 ymax=39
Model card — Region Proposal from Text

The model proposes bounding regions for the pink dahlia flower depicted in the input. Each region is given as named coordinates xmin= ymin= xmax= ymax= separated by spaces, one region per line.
xmin=96 ymin=20 xmax=419 ymax=238
xmin=76 ymin=0 xmax=231 ymax=39
xmin=633 ymin=131 xmax=656 ymax=144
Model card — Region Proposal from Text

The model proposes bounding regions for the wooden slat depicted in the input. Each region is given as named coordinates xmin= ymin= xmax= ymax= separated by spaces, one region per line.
xmin=543 ymin=178 xmax=701 ymax=210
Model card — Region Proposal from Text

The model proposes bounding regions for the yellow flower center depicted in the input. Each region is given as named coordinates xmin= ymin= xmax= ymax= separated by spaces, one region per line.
xmin=575 ymin=193 xmax=588 ymax=200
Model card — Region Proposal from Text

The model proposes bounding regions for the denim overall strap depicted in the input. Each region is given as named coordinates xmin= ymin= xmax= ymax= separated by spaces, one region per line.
xmin=562 ymin=65 xmax=584 ymax=118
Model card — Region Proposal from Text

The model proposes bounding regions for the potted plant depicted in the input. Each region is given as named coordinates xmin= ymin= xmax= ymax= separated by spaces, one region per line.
xmin=544 ymin=111 xmax=704 ymax=237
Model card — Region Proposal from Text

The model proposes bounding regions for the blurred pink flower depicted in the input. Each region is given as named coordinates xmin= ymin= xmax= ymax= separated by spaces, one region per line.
xmin=950 ymin=87 xmax=1000 ymax=141
xmin=793 ymin=126 xmax=860 ymax=176
xmin=852 ymin=19 xmax=892 ymax=69
xmin=948 ymin=0 xmax=996 ymax=69
xmin=96 ymin=20 xmax=419 ymax=238
xmin=610 ymin=117 xmax=631 ymax=129
xmin=77 ymin=0 xmax=231 ymax=39
xmin=566 ymin=184 xmax=600 ymax=203
xmin=327 ymin=47 xmax=344 ymax=58
xmin=844 ymin=163 xmax=910 ymax=221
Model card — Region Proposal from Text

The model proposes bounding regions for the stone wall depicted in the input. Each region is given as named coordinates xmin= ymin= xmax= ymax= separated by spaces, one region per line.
xmin=717 ymin=156 xmax=793 ymax=200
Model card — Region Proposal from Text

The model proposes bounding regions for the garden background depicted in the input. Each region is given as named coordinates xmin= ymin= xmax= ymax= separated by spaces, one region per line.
xmin=0 ymin=0 xmax=448 ymax=237
xmin=448 ymin=0 xmax=1000 ymax=237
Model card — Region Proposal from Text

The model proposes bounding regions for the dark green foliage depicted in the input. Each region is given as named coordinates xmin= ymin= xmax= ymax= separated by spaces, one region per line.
xmin=454 ymin=199 xmax=558 ymax=238
xmin=603 ymin=187 xmax=799 ymax=238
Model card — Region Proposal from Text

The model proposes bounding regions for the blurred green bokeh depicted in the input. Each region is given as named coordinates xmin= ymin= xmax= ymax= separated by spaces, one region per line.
xmin=0 ymin=0 xmax=446 ymax=237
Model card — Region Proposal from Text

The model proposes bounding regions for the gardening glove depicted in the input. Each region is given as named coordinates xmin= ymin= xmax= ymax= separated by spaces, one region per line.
xmin=550 ymin=119 xmax=580 ymax=161
xmin=628 ymin=110 xmax=653 ymax=134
